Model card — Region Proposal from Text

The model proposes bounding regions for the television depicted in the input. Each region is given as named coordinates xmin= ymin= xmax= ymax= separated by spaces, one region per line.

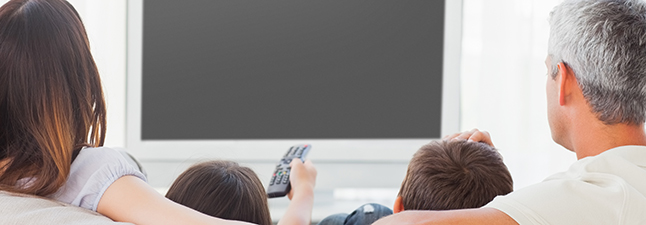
xmin=126 ymin=0 xmax=462 ymax=192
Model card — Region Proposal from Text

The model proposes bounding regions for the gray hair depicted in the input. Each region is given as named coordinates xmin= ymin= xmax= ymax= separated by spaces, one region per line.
xmin=548 ymin=0 xmax=646 ymax=125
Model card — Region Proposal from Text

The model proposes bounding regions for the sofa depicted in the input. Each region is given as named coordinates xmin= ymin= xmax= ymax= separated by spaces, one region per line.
xmin=0 ymin=191 xmax=132 ymax=225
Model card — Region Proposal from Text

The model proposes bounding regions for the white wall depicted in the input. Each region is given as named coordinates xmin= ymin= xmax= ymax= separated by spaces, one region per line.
xmin=65 ymin=0 xmax=128 ymax=148
xmin=460 ymin=0 xmax=576 ymax=189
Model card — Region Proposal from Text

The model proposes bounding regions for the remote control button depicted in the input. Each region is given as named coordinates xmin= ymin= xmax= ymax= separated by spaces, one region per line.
xmin=271 ymin=173 xmax=278 ymax=183
xmin=282 ymin=170 xmax=290 ymax=183
xmin=284 ymin=147 xmax=293 ymax=157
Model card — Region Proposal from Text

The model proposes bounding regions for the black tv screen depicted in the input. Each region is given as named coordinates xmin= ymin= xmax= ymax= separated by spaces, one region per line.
xmin=142 ymin=0 xmax=444 ymax=140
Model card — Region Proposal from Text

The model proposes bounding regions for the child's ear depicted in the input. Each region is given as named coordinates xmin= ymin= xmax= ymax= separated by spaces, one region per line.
xmin=393 ymin=196 xmax=404 ymax=213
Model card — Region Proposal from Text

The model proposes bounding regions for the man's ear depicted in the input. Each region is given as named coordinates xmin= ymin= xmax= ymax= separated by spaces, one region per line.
xmin=557 ymin=62 xmax=567 ymax=106
xmin=557 ymin=62 xmax=575 ymax=106
xmin=393 ymin=196 xmax=404 ymax=213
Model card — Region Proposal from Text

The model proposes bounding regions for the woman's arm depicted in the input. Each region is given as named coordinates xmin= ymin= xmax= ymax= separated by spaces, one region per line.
xmin=97 ymin=176 xmax=253 ymax=225
xmin=277 ymin=159 xmax=317 ymax=225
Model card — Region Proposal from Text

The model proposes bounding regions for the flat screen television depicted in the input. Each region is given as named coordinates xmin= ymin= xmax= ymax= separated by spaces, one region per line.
xmin=126 ymin=0 xmax=462 ymax=190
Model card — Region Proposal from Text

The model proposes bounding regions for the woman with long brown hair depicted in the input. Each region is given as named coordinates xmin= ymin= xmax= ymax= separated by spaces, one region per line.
xmin=0 ymin=0 xmax=316 ymax=224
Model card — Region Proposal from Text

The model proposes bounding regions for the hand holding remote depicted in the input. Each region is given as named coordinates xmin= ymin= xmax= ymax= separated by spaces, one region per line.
xmin=267 ymin=144 xmax=312 ymax=198
xmin=287 ymin=159 xmax=317 ymax=200
xmin=275 ymin=151 xmax=317 ymax=225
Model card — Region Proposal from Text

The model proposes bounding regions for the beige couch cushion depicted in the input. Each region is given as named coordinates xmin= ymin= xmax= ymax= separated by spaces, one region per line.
xmin=0 ymin=191 xmax=133 ymax=225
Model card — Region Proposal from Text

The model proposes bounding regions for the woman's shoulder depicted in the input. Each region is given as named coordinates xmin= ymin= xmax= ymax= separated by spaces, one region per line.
xmin=76 ymin=147 xmax=127 ymax=161
xmin=51 ymin=147 xmax=147 ymax=211
xmin=74 ymin=147 xmax=146 ymax=175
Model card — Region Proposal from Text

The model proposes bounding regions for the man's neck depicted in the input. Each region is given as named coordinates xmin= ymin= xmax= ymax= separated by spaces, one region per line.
xmin=570 ymin=120 xmax=646 ymax=159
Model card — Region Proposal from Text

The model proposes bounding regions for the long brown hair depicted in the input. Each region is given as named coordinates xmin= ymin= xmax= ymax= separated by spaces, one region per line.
xmin=166 ymin=161 xmax=273 ymax=225
xmin=0 ymin=0 xmax=106 ymax=196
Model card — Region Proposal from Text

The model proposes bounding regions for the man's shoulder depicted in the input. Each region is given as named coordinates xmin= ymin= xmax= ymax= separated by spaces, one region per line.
xmin=486 ymin=146 xmax=646 ymax=224
xmin=567 ymin=145 xmax=646 ymax=190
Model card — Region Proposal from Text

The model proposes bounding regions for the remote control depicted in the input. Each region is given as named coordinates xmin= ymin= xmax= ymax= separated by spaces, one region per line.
xmin=267 ymin=144 xmax=311 ymax=198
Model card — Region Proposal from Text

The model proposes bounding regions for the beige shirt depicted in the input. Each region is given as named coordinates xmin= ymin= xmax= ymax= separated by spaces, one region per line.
xmin=486 ymin=146 xmax=646 ymax=224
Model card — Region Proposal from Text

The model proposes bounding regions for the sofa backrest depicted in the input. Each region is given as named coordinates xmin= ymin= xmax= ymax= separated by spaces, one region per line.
xmin=0 ymin=191 xmax=133 ymax=225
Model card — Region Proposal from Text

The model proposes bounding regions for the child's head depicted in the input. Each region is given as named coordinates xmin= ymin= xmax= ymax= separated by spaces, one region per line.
xmin=395 ymin=140 xmax=513 ymax=211
xmin=165 ymin=160 xmax=272 ymax=225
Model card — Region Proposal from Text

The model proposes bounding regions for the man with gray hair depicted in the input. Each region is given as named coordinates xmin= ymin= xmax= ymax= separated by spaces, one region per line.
xmin=374 ymin=0 xmax=646 ymax=224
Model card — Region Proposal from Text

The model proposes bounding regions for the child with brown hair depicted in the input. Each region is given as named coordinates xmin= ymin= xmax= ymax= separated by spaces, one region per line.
xmin=318 ymin=140 xmax=513 ymax=225
xmin=165 ymin=161 xmax=272 ymax=225
xmin=166 ymin=159 xmax=316 ymax=225
xmin=393 ymin=140 xmax=513 ymax=212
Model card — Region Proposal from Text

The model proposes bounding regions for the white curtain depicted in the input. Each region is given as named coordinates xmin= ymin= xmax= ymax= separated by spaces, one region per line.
xmin=461 ymin=0 xmax=576 ymax=189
